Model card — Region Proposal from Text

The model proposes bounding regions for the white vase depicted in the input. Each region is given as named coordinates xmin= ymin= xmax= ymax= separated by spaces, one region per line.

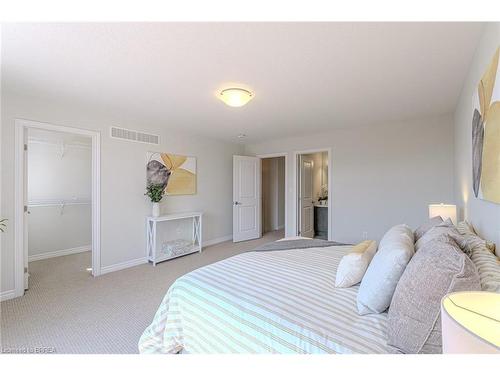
xmin=152 ymin=202 xmax=160 ymax=217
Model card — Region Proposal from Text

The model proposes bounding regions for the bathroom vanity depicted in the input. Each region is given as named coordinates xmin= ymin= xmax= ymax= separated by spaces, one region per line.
xmin=314 ymin=204 xmax=328 ymax=240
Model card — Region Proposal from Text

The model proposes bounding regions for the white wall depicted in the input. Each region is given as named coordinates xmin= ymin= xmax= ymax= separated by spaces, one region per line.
xmin=245 ymin=114 xmax=455 ymax=244
xmin=1 ymin=91 xmax=243 ymax=294
xmin=454 ymin=23 xmax=500 ymax=255
xmin=27 ymin=131 xmax=92 ymax=259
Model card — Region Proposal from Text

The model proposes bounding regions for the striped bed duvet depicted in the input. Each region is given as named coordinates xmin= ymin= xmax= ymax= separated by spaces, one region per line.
xmin=138 ymin=244 xmax=390 ymax=354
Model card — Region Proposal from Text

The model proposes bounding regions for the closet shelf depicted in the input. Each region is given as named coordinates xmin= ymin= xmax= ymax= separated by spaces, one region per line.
xmin=28 ymin=199 xmax=91 ymax=207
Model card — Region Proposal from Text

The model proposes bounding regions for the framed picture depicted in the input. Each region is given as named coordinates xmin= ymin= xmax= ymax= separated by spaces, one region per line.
xmin=146 ymin=152 xmax=197 ymax=195
xmin=472 ymin=47 xmax=500 ymax=204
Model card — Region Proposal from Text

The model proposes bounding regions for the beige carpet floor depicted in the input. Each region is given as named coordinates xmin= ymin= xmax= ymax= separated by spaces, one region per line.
xmin=0 ymin=230 xmax=284 ymax=354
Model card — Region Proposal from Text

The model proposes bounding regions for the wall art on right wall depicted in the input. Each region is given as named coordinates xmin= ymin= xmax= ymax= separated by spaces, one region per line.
xmin=472 ymin=46 xmax=500 ymax=204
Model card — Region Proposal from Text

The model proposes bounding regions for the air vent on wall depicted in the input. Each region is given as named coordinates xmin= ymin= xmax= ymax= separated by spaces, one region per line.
xmin=110 ymin=127 xmax=160 ymax=145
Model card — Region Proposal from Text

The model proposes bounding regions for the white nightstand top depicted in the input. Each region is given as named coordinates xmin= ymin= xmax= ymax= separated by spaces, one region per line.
xmin=147 ymin=211 xmax=203 ymax=222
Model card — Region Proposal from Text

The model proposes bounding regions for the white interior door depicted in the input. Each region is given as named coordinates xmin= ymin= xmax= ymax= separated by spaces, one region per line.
xmin=299 ymin=155 xmax=314 ymax=238
xmin=233 ymin=155 xmax=261 ymax=242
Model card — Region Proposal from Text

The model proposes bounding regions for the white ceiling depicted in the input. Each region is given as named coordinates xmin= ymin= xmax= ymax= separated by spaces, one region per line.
xmin=2 ymin=23 xmax=484 ymax=143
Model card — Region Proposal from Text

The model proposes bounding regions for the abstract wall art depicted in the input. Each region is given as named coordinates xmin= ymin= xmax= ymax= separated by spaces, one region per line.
xmin=147 ymin=152 xmax=197 ymax=195
xmin=472 ymin=47 xmax=500 ymax=204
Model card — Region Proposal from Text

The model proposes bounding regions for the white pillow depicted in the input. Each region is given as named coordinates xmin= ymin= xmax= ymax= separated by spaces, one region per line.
xmin=335 ymin=240 xmax=377 ymax=288
xmin=356 ymin=224 xmax=415 ymax=315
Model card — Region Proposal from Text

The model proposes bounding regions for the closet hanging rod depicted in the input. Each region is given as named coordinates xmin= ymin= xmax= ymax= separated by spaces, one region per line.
xmin=28 ymin=200 xmax=91 ymax=207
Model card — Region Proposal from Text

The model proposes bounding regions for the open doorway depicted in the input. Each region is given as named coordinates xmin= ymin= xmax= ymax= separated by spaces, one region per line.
xmin=14 ymin=119 xmax=100 ymax=299
xmin=261 ymin=156 xmax=286 ymax=238
xmin=26 ymin=128 xmax=92 ymax=288
xmin=296 ymin=150 xmax=330 ymax=240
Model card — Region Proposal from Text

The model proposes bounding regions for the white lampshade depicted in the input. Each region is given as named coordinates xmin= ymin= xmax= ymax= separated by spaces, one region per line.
xmin=428 ymin=203 xmax=457 ymax=225
xmin=441 ymin=291 xmax=500 ymax=354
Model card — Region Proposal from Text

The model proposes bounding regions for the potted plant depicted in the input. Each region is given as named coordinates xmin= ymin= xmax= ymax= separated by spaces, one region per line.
xmin=145 ymin=183 xmax=165 ymax=217
xmin=0 ymin=218 xmax=7 ymax=233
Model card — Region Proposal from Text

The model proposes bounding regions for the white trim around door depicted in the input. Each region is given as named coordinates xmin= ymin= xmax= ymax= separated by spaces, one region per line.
xmin=14 ymin=119 xmax=101 ymax=300
xmin=257 ymin=153 xmax=288 ymax=237
xmin=293 ymin=148 xmax=333 ymax=241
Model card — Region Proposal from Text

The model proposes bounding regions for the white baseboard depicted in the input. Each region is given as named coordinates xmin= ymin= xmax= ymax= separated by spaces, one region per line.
xmin=203 ymin=235 xmax=232 ymax=248
xmin=86 ymin=235 xmax=233 ymax=276
xmin=28 ymin=245 xmax=91 ymax=262
xmin=0 ymin=289 xmax=16 ymax=302
xmin=100 ymin=257 xmax=148 ymax=275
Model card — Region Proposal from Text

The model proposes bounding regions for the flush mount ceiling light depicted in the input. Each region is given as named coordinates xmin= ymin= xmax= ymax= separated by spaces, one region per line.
xmin=219 ymin=88 xmax=253 ymax=107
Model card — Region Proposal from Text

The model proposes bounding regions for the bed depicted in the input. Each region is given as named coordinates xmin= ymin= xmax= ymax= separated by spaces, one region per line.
xmin=138 ymin=239 xmax=390 ymax=354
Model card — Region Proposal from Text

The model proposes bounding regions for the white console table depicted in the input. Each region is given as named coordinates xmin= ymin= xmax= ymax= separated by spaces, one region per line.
xmin=146 ymin=212 xmax=202 ymax=265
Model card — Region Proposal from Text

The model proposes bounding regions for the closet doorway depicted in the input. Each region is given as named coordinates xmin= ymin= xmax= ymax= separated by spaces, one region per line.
xmin=14 ymin=119 xmax=101 ymax=299
xmin=295 ymin=149 xmax=331 ymax=240
xmin=260 ymin=155 xmax=286 ymax=238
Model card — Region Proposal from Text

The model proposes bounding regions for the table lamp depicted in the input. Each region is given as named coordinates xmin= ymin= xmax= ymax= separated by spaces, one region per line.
xmin=441 ymin=291 xmax=500 ymax=353
xmin=429 ymin=203 xmax=457 ymax=225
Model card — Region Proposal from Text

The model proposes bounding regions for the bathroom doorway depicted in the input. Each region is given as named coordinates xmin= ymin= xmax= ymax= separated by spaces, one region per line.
xmin=295 ymin=149 xmax=330 ymax=240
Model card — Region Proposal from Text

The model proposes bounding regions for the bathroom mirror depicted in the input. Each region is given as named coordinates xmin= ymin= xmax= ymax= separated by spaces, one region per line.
xmin=321 ymin=152 xmax=328 ymax=190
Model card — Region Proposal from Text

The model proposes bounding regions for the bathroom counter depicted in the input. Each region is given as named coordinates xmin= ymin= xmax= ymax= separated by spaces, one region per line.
xmin=314 ymin=204 xmax=328 ymax=208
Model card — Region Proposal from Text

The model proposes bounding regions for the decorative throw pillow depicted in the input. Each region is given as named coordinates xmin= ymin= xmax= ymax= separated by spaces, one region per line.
xmin=335 ymin=240 xmax=377 ymax=288
xmin=457 ymin=220 xmax=476 ymax=235
xmin=455 ymin=221 xmax=499 ymax=291
xmin=387 ymin=234 xmax=481 ymax=354
xmin=469 ymin=241 xmax=500 ymax=292
xmin=414 ymin=216 xmax=443 ymax=242
xmin=415 ymin=218 xmax=465 ymax=251
xmin=457 ymin=220 xmax=496 ymax=254
xmin=378 ymin=223 xmax=414 ymax=250
xmin=356 ymin=224 xmax=414 ymax=315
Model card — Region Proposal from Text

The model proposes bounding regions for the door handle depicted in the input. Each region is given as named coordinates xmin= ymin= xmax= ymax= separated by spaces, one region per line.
xmin=234 ymin=201 xmax=241 ymax=205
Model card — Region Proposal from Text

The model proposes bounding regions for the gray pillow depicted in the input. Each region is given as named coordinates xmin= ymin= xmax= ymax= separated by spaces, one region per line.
xmin=387 ymin=234 xmax=481 ymax=354
xmin=415 ymin=218 xmax=465 ymax=251
xmin=414 ymin=216 xmax=443 ymax=242
xmin=357 ymin=224 xmax=414 ymax=315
